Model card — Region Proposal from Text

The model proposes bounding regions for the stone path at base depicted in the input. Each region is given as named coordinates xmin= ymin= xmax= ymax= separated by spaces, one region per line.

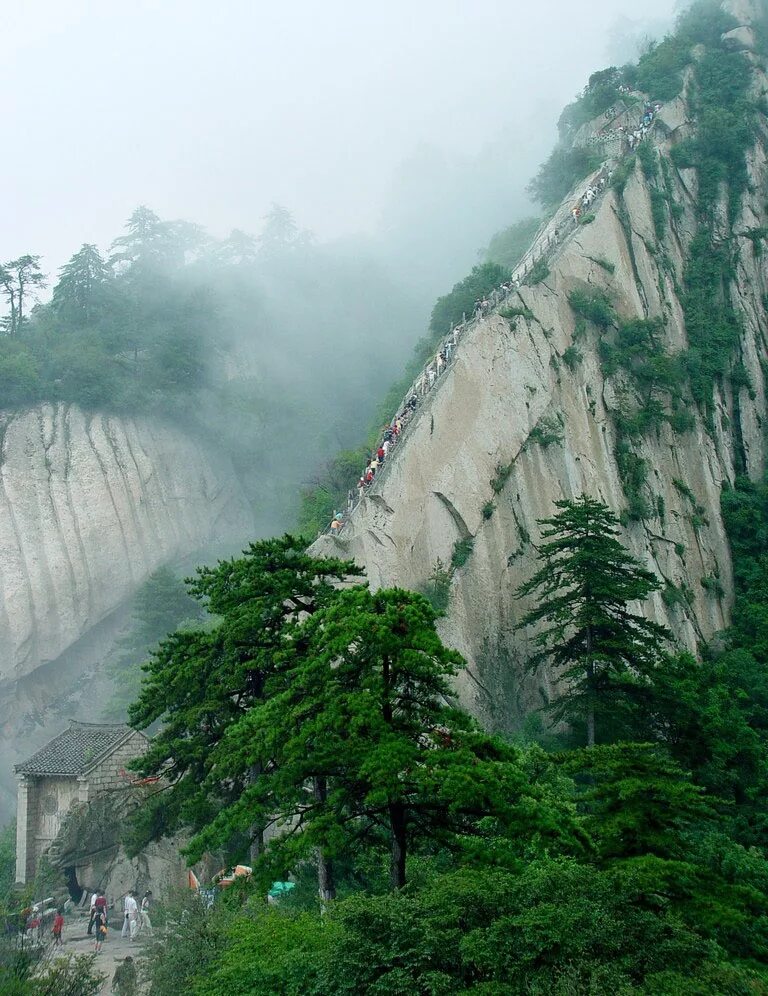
xmin=58 ymin=909 xmax=147 ymax=994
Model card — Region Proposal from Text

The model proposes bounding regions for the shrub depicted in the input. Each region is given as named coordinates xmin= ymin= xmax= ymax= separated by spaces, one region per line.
xmin=568 ymin=290 xmax=616 ymax=329
xmin=451 ymin=537 xmax=474 ymax=571
xmin=562 ymin=346 xmax=582 ymax=371
xmin=662 ymin=581 xmax=693 ymax=608
xmin=637 ymin=141 xmax=659 ymax=181
xmin=528 ymin=414 xmax=564 ymax=449
xmin=611 ymin=156 xmax=636 ymax=195
xmin=590 ymin=257 xmax=616 ymax=275
xmin=558 ymin=67 xmax=624 ymax=139
xmin=701 ymin=573 xmax=725 ymax=597
xmin=500 ymin=304 xmax=533 ymax=321
xmin=418 ymin=559 xmax=452 ymax=614
xmin=429 ymin=262 xmax=510 ymax=336
xmin=673 ymin=478 xmax=697 ymax=504
xmin=528 ymin=147 xmax=604 ymax=208
xmin=491 ymin=462 xmax=514 ymax=494
xmin=616 ymin=442 xmax=650 ymax=521
xmin=482 ymin=501 xmax=496 ymax=520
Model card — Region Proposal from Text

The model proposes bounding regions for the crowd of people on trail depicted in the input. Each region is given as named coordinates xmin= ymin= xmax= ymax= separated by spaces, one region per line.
xmin=571 ymin=100 xmax=662 ymax=223
xmin=325 ymin=87 xmax=665 ymax=538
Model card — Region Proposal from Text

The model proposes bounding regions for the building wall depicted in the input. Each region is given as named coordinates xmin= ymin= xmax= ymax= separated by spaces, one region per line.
xmin=15 ymin=731 xmax=149 ymax=883
xmin=27 ymin=776 xmax=80 ymax=873
xmin=82 ymin=732 xmax=148 ymax=797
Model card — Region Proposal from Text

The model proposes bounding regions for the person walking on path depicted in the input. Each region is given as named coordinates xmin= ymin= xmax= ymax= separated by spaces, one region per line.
xmin=94 ymin=908 xmax=107 ymax=953
xmin=140 ymin=891 xmax=153 ymax=935
xmin=125 ymin=891 xmax=139 ymax=942
xmin=52 ymin=908 xmax=64 ymax=947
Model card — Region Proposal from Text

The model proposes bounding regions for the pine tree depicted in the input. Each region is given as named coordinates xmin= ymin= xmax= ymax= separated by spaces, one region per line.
xmin=52 ymin=244 xmax=111 ymax=323
xmin=515 ymin=495 xmax=669 ymax=746
xmin=188 ymin=587 xmax=579 ymax=891
xmin=127 ymin=537 xmax=362 ymax=893
xmin=0 ymin=255 xmax=46 ymax=334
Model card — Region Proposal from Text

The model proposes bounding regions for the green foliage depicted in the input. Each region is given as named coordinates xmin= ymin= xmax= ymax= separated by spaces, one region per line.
xmin=485 ymin=217 xmax=541 ymax=270
xmin=0 ymin=823 xmax=15 ymax=913
xmin=417 ymin=558 xmax=452 ymax=614
xmin=127 ymin=537 xmax=364 ymax=857
xmin=561 ymin=742 xmax=712 ymax=860
xmin=588 ymin=256 xmax=615 ymax=275
xmin=524 ymin=258 xmax=550 ymax=286
xmin=177 ymin=857 xmax=768 ymax=995
xmin=527 ymin=414 xmax=564 ymax=449
xmin=481 ymin=500 xmax=496 ymax=520
xmin=637 ymin=140 xmax=659 ymax=181
xmin=105 ymin=566 xmax=205 ymax=721
xmin=451 ymin=537 xmax=475 ymax=570
xmin=616 ymin=441 xmax=651 ymax=521
xmin=682 ymin=236 xmax=745 ymax=415
xmin=610 ymin=155 xmax=636 ymax=195
xmin=0 ymin=944 xmax=105 ymax=996
xmin=673 ymin=478 xmax=697 ymax=505
xmin=561 ymin=345 xmax=582 ymax=371
xmin=184 ymin=586 xmax=577 ymax=891
xmin=558 ymin=67 xmax=624 ymax=139
xmin=662 ymin=581 xmax=692 ymax=609
xmin=701 ymin=573 xmax=725 ymax=597
xmin=631 ymin=35 xmax=689 ymax=101
xmin=722 ymin=477 xmax=768 ymax=668
xmin=499 ymin=304 xmax=533 ymax=321
xmin=490 ymin=461 xmax=513 ymax=494
xmin=527 ymin=147 xmax=603 ymax=208
xmin=429 ymin=262 xmax=509 ymax=337
xmin=141 ymin=892 xmax=229 ymax=996
xmin=744 ymin=226 xmax=768 ymax=257
xmin=650 ymin=188 xmax=668 ymax=241
xmin=627 ymin=0 xmax=734 ymax=105
xmin=515 ymin=496 xmax=668 ymax=744
xmin=567 ymin=289 xmax=615 ymax=329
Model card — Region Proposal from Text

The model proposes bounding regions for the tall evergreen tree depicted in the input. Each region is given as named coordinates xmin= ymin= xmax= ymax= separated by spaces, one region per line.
xmin=127 ymin=537 xmax=362 ymax=892
xmin=188 ymin=587 xmax=582 ymax=891
xmin=52 ymin=244 xmax=111 ymax=323
xmin=515 ymin=495 xmax=669 ymax=746
xmin=0 ymin=255 xmax=46 ymax=334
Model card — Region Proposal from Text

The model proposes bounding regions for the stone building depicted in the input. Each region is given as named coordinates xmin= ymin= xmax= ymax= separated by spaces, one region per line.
xmin=14 ymin=721 xmax=148 ymax=884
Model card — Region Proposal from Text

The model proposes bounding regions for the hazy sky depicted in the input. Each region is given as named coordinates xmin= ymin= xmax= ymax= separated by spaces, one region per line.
xmin=5 ymin=0 xmax=678 ymax=278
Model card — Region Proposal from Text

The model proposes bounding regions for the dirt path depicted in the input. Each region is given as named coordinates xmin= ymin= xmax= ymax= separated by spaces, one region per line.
xmin=58 ymin=908 xmax=148 ymax=994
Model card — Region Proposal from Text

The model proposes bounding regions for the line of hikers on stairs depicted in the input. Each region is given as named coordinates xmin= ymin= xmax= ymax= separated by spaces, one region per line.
xmin=327 ymin=90 xmax=665 ymax=538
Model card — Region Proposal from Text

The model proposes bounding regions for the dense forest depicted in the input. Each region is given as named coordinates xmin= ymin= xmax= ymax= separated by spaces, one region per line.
xmin=0 ymin=204 xmax=428 ymax=531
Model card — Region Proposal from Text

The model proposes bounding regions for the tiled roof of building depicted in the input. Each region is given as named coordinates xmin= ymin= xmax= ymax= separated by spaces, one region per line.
xmin=15 ymin=721 xmax=140 ymax=777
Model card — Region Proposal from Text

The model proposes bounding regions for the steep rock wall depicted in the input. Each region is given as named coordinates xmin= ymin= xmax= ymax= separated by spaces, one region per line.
xmin=0 ymin=403 xmax=253 ymax=683
xmin=311 ymin=54 xmax=768 ymax=733
xmin=0 ymin=404 xmax=254 ymax=817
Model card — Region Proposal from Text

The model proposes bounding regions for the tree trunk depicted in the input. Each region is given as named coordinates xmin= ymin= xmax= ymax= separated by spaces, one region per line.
xmin=389 ymin=801 xmax=407 ymax=890
xmin=313 ymin=777 xmax=336 ymax=902
xmin=586 ymin=625 xmax=595 ymax=747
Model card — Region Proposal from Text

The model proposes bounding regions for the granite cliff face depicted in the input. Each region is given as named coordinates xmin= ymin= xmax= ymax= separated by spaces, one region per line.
xmin=0 ymin=404 xmax=253 ymax=816
xmin=312 ymin=5 xmax=768 ymax=733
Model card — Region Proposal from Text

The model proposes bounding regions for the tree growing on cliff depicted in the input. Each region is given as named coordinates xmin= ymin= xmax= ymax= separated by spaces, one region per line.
xmin=515 ymin=495 xmax=669 ymax=746
xmin=127 ymin=537 xmax=363 ymax=897
xmin=52 ymin=244 xmax=112 ymax=324
xmin=186 ymin=587 xmax=582 ymax=892
xmin=0 ymin=255 xmax=46 ymax=334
